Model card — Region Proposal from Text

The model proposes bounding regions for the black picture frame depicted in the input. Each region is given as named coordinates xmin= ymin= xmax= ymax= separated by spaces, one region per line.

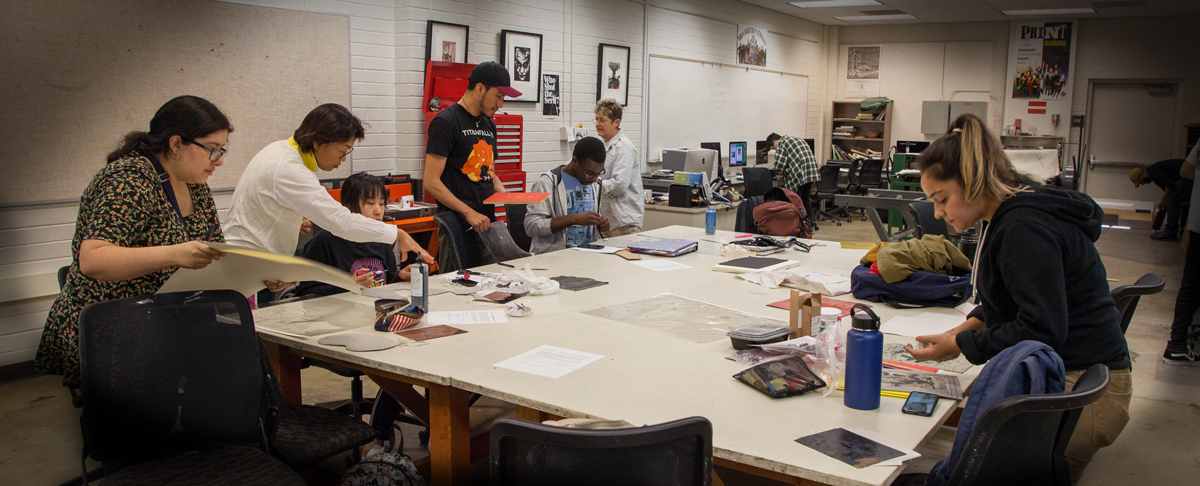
xmin=425 ymin=20 xmax=469 ymax=64
xmin=499 ymin=29 xmax=542 ymax=103
xmin=597 ymin=43 xmax=631 ymax=106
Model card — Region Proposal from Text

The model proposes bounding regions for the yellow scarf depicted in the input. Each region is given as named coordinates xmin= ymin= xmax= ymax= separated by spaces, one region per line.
xmin=287 ymin=136 xmax=318 ymax=172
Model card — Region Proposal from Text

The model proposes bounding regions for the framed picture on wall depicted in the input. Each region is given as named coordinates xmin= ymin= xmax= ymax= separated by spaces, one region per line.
xmin=500 ymin=29 xmax=542 ymax=103
xmin=597 ymin=43 xmax=630 ymax=106
xmin=425 ymin=21 xmax=469 ymax=64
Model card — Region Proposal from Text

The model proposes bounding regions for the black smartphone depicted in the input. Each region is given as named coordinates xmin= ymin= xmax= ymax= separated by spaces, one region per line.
xmin=901 ymin=391 xmax=939 ymax=417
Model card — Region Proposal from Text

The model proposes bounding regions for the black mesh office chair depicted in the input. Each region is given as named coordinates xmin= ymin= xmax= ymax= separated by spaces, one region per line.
xmin=910 ymin=201 xmax=951 ymax=239
xmin=855 ymin=158 xmax=887 ymax=193
xmin=734 ymin=196 xmax=763 ymax=234
xmin=1111 ymin=273 xmax=1165 ymax=335
xmin=75 ymin=290 xmax=304 ymax=486
xmin=433 ymin=211 xmax=485 ymax=273
xmin=741 ymin=167 xmax=774 ymax=199
xmin=490 ymin=416 xmax=713 ymax=486
xmin=505 ymin=204 xmax=533 ymax=252
xmin=813 ymin=164 xmax=851 ymax=226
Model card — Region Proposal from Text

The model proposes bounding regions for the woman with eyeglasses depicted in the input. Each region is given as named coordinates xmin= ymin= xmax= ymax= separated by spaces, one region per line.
xmin=35 ymin=95 xmax=230 ymax=389
xmin=223 ymin=104 xmax=432 ymax=296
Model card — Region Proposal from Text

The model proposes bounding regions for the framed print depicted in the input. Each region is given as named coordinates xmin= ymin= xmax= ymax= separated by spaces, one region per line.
xmin=426 ymin=21 xmax=469 ymax=64
xmin=597 ymin=43 xmax=630 ymax=106
xmin=500 ymin=29 xmax=542 ymax=103
xmin=542 ymin=73 xmax=561 ymax=117
xmin=736 ymin=25 xmax=767 ymax=67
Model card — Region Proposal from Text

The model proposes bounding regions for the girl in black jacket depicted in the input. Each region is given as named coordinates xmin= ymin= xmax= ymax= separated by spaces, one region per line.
xmin=906 ymin=114 xmax=1131 ymax=484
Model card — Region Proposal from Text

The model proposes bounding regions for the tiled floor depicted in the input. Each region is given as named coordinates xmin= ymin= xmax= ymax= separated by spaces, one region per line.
xmin=2 ymin=213 xmax=1197 ymax=485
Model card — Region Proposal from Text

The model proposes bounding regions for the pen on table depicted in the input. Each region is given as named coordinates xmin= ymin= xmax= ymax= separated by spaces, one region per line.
xmin=496 ymin=261 xmax=547 ymax=271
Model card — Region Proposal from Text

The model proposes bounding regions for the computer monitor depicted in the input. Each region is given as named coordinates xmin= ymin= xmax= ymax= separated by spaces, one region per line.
xmin=700 ymin=142 xmax=721 ymax=164
xmin=803 ymin=138 xmax=816 ymax=152
xmin=683 ymin=148 xmax=717 ymax=178
xmin=728 ymin=142 xmax=747 ymax=167
xmin=661 ymin=149 xmax=688 ymax=172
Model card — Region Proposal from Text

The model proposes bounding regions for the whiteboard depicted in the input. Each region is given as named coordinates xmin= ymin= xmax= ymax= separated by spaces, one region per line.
xmin=647 ymin=56 xmax=808 ymax=161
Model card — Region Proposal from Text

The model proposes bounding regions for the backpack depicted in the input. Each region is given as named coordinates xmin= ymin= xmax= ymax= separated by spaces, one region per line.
xmin=850 ymin=264 xmax=973 ymax=308
xmin=341 ymin=452 xmax=427 ymax=486
xmin=753 ymin=187 xmax=812 ymax=238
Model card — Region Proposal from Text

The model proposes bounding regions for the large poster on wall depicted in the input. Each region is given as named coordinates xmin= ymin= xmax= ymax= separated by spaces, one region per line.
xmin=1010 ymin=21 xmax=1073 ymax=100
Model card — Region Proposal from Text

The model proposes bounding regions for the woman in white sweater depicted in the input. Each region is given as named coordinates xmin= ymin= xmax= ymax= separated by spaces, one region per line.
xmin=224 ymin=104 xmax=431 ymax=289
xmin=593 ymin=98 xmax=643 ymax=237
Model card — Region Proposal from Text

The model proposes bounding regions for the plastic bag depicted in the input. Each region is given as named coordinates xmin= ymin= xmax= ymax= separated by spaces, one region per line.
xmin=733 ymin=355 xmax=826 ymax=398
xmin=807 ymin=316 xmax=846 ymax=397
xmin=502 ymin=264 xmax=559 ymax=295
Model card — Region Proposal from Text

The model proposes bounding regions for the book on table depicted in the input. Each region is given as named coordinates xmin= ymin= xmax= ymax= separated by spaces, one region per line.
xmin=626 ymin=238 xmax=698 ymax=257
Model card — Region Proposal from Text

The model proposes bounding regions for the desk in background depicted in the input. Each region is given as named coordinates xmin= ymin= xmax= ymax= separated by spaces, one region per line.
xmin=258 ymin=226 xmax=977 ymax=486
xmin=642 ymin=202 xmax=736 ymax=232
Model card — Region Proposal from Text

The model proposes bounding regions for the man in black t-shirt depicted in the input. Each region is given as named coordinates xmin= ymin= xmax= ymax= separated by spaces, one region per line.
xmin=1132 ymin=158 xmax=1191 ymax=240
xmin=424 ymin=61 xmax=521 ymax=269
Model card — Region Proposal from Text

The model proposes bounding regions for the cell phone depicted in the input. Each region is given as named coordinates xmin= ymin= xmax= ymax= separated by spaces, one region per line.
xmin=902 ymin=391 xmax=939 ymax=417
xmin=581 ymin=243 xmax=605 ymax=250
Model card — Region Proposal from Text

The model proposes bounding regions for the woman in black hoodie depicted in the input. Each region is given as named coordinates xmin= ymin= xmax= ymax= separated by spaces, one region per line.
xmin=906 ymin=114 xmax=1131 ymax=483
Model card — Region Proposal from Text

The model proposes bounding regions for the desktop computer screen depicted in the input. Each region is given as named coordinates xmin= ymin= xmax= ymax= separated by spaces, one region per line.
xmin=700 ymin=142 xmax=721 ymax=166
xmin=728 ymin=141 xmax=747 ymax=167
xmin=683 ymin=148 xmax=717 ymax=177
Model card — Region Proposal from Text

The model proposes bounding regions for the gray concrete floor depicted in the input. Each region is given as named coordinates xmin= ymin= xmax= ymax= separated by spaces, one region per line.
xmin=2 ymin=214 xmax=1197 ymax=485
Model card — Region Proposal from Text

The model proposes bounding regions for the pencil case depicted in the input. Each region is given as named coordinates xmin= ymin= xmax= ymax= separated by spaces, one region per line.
xmin=733 ymin=356 xmax=826 ymax=398
xmin=374 ymin=299 xmax=424 ymax=332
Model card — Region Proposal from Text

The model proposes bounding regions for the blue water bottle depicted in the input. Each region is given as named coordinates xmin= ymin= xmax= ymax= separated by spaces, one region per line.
xmin=844 ymin=304 xmax=883 ymax=410
xmin=705 ymin=207 xmax=716 ymax=235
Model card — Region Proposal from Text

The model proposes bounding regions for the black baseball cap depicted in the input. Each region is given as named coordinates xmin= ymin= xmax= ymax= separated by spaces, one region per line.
xmin=469 ymin=61 xmax=522 ymax=98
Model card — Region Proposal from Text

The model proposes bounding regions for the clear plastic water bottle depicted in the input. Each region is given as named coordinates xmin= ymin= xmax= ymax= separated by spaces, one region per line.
xmin=411 ymin=263 xmax=428 ymax=312
xmin=844 ymin=304 xmax=883 ymax=410
xmin=705 ymin=207 xmax=716 ymax=235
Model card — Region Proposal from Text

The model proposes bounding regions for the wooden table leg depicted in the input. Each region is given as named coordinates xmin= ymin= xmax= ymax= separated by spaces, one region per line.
xmin=515 ymin=406 xmax=561 ymax=423
xmin=263 ymin=341 xmax=302 ymax=404
xmin=372 ymin=375 xmax=431 ymax=426
xmin=427 ymin=383 xmax=470 ymax=486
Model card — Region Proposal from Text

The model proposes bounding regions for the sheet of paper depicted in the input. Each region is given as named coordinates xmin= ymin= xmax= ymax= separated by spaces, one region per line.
xmin=845 ymin=428 xmax=921 ymax=467
xmin=881 ymin=312 xmax=965 ymax=338
xmin=493 ymin=345 xmax=604 ymax=379
xmin=570 ymin=246 xmax=623 ymax=254
xmin=158 ymin=242 xmax=360 ymax=297
xmin=426 ymin=310 xmax=509 ymax=325
xmin=630 ymin=259 xmax=692 ymax=272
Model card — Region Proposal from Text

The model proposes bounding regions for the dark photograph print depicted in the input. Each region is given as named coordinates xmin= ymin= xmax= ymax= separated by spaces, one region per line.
xmin=442 ymin=41 xmax=456 ymax=62
xmin=514 ymin=47 xmax=531 ymax=82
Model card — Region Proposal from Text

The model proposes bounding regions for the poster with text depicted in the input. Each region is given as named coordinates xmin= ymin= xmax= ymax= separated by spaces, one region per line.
xmin=1011 ymin=21 xmax=1072 ymax=99
xmin=542 ymin=73 xmax=560 ymax=117
xmin=737 ymin=25 xmax=767 ymax=67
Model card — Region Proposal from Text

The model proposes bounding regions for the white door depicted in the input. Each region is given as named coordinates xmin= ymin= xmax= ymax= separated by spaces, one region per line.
xmin=1083 ymin=82 xmax=1180 ymax=206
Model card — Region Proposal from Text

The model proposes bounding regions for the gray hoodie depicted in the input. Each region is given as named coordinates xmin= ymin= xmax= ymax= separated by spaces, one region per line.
xmin=524 ymin=166 xmax=603 ymax=254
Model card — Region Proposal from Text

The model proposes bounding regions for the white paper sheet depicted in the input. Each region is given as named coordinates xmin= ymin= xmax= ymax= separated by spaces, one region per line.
xmin=158 ymin=242 xmax=360 ymax=297
xmin=630 ymin=259 xmax=692 ymax=271
xmin=426 ymin=310 xmax=509 ymax=325
xmin=882 ymin=312 xmax=965 ymax=338
xmin=845 ymin=428 xmax=921 ymax=467
xmin=570 ymin=246 xmax=623 ymax=254
xmin=493 ymin=345 xmax=604 ymax=379
xmin=360 ymin=282 xmax=450 ymax=299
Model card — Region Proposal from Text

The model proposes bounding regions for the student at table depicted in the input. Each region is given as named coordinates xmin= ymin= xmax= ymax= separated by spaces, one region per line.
xmin=525 ymin=137 xmax=609 ymax=253
xmin=35 ymin=95 xmax=230 ymax=389
xmin=423 ymin=62 xmax=518 ymax=271
xmin=766 ymin=132 xmax=818 ymax=222
xmin=593 ymin=98 xmax=643 ymax=237
xmin=223 ymin=103 xmax=431 ymax=294
xmin=907 ymin=114 xmax=1131 ymax=483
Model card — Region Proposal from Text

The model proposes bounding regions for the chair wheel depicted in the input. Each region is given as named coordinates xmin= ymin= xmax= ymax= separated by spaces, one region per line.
xmin=861 ymin=215 xmax=868 ymax=221
xmin=386 ymin=424 xmax=404 ymax=453
xmin=837 ymin=221 xmax=842 ymax=226
xmin=418 ymin=430 xmax=430 ymax=447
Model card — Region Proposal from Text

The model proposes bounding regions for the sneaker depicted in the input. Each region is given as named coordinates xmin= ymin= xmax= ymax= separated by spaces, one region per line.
xmin=1162 ymin=344 xmax=1199 ymax=365
xmin=1151 ymin=229 xmax=1179 ymax=241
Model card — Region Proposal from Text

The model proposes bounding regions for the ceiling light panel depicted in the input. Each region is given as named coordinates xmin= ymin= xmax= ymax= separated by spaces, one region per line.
xmin=835 ymin=14 xmax=919 ymax=21
xmin=1002 ymin=8 xmax=1097 ymax=16
xmin=790 ymin=0 xmax=882 ymax=8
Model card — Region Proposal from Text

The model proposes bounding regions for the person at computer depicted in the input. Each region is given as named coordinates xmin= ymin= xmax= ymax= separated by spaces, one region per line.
xmin=525 ymin=137 xmax=610 ymax=253
xmin=766 ymin=132 xmax=819 ymax=223
xmin=223 ymin=103 xmax=432 ymax=300
xmin=423 ymin=62 xmax=518 ymax=271
xmin=905 ymin=114 xmax=1131 ymax=484
xmin=1130 ymin=158 xmax=1191 ymax=241
xmin=36 ymin=95 xmax=230 ymax=390
xmin=593 ymin=98 xmax=643 ymax=237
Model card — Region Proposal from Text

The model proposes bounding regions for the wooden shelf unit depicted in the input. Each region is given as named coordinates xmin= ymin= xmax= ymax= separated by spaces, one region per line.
xmin=829 ymin=101 xmax=893 ymax=161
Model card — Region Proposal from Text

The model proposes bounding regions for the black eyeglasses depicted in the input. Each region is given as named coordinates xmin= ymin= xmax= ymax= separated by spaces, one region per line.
xmin=184 ymin=139 xmax=227 ymax=162
xmin=583 ymin=168 xmax=606 ymax=178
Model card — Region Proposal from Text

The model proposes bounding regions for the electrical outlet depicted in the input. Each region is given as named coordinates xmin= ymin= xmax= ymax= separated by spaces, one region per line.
xmin=560 ymin=126 xmax=570 ymax=141
xmin=574 ymin=127 xmax=588 ymax=140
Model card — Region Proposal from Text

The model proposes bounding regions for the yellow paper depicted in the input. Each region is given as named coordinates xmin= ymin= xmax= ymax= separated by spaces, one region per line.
xmin=157 ymin=242 xmax=361 ymax=297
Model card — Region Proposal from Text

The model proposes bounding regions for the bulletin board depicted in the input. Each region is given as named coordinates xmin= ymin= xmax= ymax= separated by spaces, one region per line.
xmin=0 ymin=0 xmax=352 ymax=204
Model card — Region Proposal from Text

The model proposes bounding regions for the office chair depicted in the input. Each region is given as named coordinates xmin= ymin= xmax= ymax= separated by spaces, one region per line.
xmin=490 ymin=416 xmax=713 ymax=486
xmin=75 ymin=290 xmax=304 ymax=486
xmin=734 ymin=196 xmax=763 ymax=234
xmin=855 ymin=158 xmax=887 ymax=194
xmin=504 ymin=204 xmax=533 ymax=252
xmin=741 ymin=167 xmax=774 ymax=199
xmin=433 ymin=211 xmax=485 ymax=273
xmin=910 ymin=201 xmax=951 ymax=239
xmin=1111 ymin=273 xmax=1165 ymax=335
xmin=813 ymin=164 xmax=851 ymax=226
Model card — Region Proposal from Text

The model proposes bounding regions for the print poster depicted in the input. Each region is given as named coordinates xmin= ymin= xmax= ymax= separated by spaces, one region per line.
xmin=1011 ymin=21 xmax=1073 ymax=99
xmin=542 ymin=73 xmax=560 ymax=117
xmin=845 ymin=46 xmax=880 ymax=98
xmin=736 ymin=25 xmax=767 ymax=67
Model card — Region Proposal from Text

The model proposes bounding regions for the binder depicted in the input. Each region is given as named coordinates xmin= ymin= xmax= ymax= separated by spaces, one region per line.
xmin=626 ymin=238 xmax=698 ymax=257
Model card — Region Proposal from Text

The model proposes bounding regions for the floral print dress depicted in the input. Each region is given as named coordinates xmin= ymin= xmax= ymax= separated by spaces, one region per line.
xmin=34 ymin=152 xmax=224 ymax=387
